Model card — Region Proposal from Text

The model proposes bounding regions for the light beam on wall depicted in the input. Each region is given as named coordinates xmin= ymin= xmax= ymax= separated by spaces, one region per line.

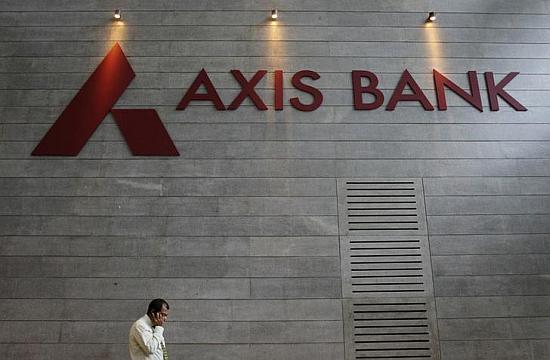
xmin=424 ymin=12 xmax=444 ymax=70
xmin=107 ymin=8 xmax=126 ymax=53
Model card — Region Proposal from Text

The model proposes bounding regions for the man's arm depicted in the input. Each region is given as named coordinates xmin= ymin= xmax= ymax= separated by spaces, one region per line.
xmin=133 ymin=322 xmax=164 ymax=355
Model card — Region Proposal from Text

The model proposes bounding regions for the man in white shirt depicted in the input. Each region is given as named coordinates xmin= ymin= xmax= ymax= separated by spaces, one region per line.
xmin=129 ymin=298 xmax=170 ymax=360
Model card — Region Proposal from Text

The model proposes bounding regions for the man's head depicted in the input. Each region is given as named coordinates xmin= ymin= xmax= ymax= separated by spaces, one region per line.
xmin=147 ymin=298 xmax=169 ymax=323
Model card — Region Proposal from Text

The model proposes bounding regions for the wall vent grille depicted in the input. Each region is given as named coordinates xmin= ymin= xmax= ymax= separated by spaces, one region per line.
xmin=338 ymin=179 xmax=439 ymax=360
xmin=339 ymin=179 xmax=427 ymax=236
xmin=346 ymin=237 xmax=427 ymax=296
xmin=345 ymin=298 xmax=437 ymax=360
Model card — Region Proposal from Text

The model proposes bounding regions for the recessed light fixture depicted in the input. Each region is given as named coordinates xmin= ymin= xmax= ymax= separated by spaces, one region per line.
xmin=114 ymin=9 xmax=122 ymax=20
xmin=427 ymin=11 xmax=436 ymax=22
xmin=271 ymin=9 xmax=279 ymax=20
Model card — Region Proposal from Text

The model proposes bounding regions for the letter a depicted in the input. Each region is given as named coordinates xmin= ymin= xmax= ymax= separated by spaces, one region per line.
xmin=386 ymin=69 xmax=434 ymax=111
xmin=176 ymin=69 xmax=226 ymax=110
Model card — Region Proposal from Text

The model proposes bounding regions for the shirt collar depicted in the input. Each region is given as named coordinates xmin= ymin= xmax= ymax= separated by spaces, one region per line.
xmin=141 ymin=314 xmax=154 ymax=327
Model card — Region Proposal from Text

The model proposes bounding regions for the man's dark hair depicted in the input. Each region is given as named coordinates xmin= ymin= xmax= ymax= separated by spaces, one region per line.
xmin=147 ymin=298 xmax=169 ymax=315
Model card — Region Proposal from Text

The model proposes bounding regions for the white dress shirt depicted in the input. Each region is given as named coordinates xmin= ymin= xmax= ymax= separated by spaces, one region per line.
xmin=129 ymin=315 xmax=166 ymax=360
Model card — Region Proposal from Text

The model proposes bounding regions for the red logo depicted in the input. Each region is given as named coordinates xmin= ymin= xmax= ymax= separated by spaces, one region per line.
xmin=32 ymin=43 xmax=179 ymax=156
xmin=33 ymin=43 xmax=527 ymax=157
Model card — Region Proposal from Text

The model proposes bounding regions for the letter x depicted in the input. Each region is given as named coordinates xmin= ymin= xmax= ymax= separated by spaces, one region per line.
xmin=228 ymin=70 xmax=268 ymax=110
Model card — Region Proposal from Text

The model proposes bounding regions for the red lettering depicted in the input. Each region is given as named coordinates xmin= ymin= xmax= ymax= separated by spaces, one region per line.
xmin=434 ymin=70 xmax=482 ymax=112
xmin=176 ymin=69 xmax=225 ymax=110
xmin=351 ymin=70 xmax=384 ymax=110
xmin=228 ymin=70 xmax=268 ymax=110
xmin=484 ymin=72 xmax=527 ymax=111
xmin=386 ymin=69 xmax=434 ymax=111
xmin=274 ymin=70 xmax=284 ymax=111
xmin=290 ymin=70 xmax=323 ymax=112
xmin=173 ymin=69 xmax=524 ymax=113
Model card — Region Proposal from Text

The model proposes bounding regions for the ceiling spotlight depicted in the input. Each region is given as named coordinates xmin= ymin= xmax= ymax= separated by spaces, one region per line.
xmin=427 ymin=11 xmax=436 ymax=22
xmin=271 ymin=9 xmax=278 ymax=20
xmin=114 ymin=9 xmax=122 ymax=20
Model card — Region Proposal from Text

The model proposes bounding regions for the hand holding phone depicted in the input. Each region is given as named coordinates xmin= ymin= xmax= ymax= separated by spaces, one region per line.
xmin=151 ymin=311 xmax=166 ymax=327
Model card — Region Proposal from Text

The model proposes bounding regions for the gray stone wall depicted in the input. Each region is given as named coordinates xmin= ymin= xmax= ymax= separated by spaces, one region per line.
xmin=0 ymin=1 xmax=549 ymax=359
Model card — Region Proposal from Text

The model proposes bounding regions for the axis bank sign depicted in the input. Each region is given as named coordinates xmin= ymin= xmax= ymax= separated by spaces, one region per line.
xmin=32 ymin=43 xmax=527 ymax=157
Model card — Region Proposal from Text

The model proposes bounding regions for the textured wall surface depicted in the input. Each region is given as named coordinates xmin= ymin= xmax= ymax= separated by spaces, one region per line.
xmin=0 ymin=0 xmax=549 ymax=359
